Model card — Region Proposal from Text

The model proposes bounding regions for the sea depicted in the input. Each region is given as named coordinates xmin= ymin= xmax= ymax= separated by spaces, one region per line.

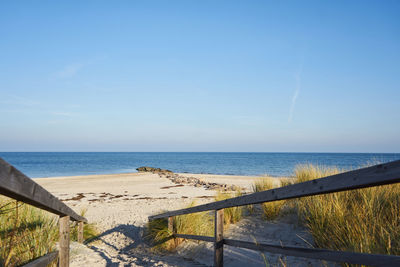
xmin=1 ymin=152 xmax=399 ymax=179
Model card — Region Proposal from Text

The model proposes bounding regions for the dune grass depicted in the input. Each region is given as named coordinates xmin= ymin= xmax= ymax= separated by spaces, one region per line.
xmin=0 ymin=197 xmax=98 ymax=267
xmin=147 ymin=189 xmax=244 ymax=251
xmin=70 ymin=208 xmax=99 ymax=243
xmin=215 ymin=190 xmax=243 ymax=226
xmin=294 ymin=164 xmax=340 ymax=183
xmin=146 ymin=201 xmax=214 ymax=251
xmin=252 ymin=178 xmax=286 ymax=220
xmin=251 ymin=164 xmax=400 ymax=261
xmin=0 ymin=197 xmax=58 ymax=267
xmin=293 ymin=164 xmax=400 ymax=257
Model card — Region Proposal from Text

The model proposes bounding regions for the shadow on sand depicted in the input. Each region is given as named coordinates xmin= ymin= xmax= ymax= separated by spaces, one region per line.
xmin=84 ymin=224 xmax=207 ymax=267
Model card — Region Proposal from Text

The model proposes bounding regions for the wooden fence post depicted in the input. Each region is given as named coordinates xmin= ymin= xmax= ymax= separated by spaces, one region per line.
xmin=78 ymin=221 xmax=84 ymax=243
xmin=214 ymin=209 xmax=224 ymax=267
xmin=59 ymin=216 xmax=70 ymax=267
xmin=168 ymin=216 xmax=174 ymax=234
xmin=168 ymin=216 xmax=176 ymax=246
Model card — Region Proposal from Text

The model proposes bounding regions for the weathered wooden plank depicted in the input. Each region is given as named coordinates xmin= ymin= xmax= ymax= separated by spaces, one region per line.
xmin=168 ymin=216 xmax=176 ymax=247
xmin=168 ymin=217 xmax=174 ymax=234
xmin=59 ymin=216 xmax=70 ymax=267
xmin=22 ymin=251 xmax=58 ymax=267
xmin=223 ymin=239 xmax=400 ymax=267
xmin=214 ymin=209 xmax=224 ymax=267
xmin=0 ymin=158 xmax=87 ymax=222
xmin=174 ymin=233 xmax=215 ymax=243
xmin=78 ymin=221 xmax=84 ymax=243
xmin=149 ymin=160 xmax=400 ymax=220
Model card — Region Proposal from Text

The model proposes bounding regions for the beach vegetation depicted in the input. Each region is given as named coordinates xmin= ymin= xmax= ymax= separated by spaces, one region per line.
xmin=146 ymin=201 xmax=213 ymax=251
xmin=0 ymin=197 xmax=58 ymax=267
xmin=147 ymin=164 xmax=400 ymax=262
xmin=0 ymin=196 xmax=98 ymax=267
xmin=252 ymin=178 xmax=286 ymax=220
xmin=70 ymin=208 xmax=99 ymax=243
xmin=293 ymin=164 xmax=400 ymax=257
xmin=214 ymin=190 xmax=243 ymax=226
xmin=147 ymin=189 xmax=246 ymax=251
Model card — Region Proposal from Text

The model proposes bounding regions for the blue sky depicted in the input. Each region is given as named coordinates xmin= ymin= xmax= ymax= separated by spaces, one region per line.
xmin=0 ymin=1 xmax=399 ymax=152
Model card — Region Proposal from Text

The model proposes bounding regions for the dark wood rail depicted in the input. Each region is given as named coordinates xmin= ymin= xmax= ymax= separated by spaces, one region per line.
xmin=223 ymin=239 xmax=400 ymax=266
xmin=149 ymin=160 xmax=400 ymax=267
xmin=23 ymin=251 xmax=59 ymax=267
xmin=0 ymin=158 xmax=86 ymax=222
xmin=0 ymin=158 xmax=88 ymax=267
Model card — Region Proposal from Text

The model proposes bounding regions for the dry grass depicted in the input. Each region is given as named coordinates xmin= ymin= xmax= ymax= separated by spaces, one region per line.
xmin=252 ymin=178 xmax=286 ymax=220
xmin=0 ymin=197 xmax=98 ymax=267
xmin=294 ymin=164 xmax=340 ymax=183
xmin=215 ymin=190 xmax=243 ymax=226
xmin=293 ymin=164 xmax=400 ymax=257
xmin=0 ymin=197 xmax=58 ymax=267
xmin=252 ymin=164 xmax=400 ymax=261
xmin=70 ymin=208 xmax=99 ymax=243
xmin=147 ymin=189 xmax=244 ymax=251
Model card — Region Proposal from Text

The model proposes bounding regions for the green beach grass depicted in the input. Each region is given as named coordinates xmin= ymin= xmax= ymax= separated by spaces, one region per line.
xmin=0 ymin=197 xmax=58 ymax=266
xmin=252 ymin=178 xmax=286 ymax=220
xmin=0 ymin=196 xmax=98 ymax=267
xmin=146 ymin=190 xmax=244 ymax=251
xmin=293 ymin=164 xmax=400 ymax=257
xmin=145 ymin=201 xmax=213 ymax=251
xmin=214 ymin=190 xmax=243 ymax=226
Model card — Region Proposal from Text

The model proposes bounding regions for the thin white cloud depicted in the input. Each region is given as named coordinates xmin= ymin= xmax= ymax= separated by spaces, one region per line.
xmin=288 ymin=68 xmax=302 ymax=123
xmin=54 ymin=56 xmax=107 ymax=79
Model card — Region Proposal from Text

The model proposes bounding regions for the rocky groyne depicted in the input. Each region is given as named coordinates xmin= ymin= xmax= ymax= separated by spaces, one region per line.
xmin=136 ymin=166 xmax=243 ymax=192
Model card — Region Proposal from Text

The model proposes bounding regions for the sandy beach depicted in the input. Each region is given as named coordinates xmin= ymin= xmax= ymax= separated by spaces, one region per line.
xmin=35 ymin=172 xmax=329 ymax=267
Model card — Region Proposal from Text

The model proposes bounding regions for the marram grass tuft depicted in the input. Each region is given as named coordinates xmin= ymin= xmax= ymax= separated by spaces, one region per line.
xmin=0 ymin=197 xmax=58 ymax=267
xmin=0 ymin=197 xmax=98 ymax=267
xmin=215 ymin=190 xmax=243 ymax=226
xmin=293 ymin=164 xmax=400 ymax=260
xmin=252 ymin=177 xmax=286 ymax=220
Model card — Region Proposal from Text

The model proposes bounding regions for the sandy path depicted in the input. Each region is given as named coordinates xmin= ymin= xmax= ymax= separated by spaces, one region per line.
xmin=36 ymin=173 xmax=221 ymax=266
xmin=35 ymin=172 xmax=329 ymax=267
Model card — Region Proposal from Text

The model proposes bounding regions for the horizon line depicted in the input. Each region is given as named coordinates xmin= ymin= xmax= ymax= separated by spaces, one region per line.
xmin=1 ymin=151 xmax=399 ymax=154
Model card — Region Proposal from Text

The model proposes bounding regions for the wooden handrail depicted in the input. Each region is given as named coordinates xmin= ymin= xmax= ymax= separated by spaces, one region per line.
xmin=167 ymin=234 xmax=400 ymax=266
xmin=23 ymin=251 xmax=59 ymax=267
xmin=174 ymin=234 xmax=214 ymax=243
xmin=0 ymin=158 xmax=87 ymax=222
xmin=0 ymin=158 xmax=88 ymax=267
xmin=149 ymin=160 xmax=400 ymax=220
xmin=223 ymin=239 xmax=400 ymax=266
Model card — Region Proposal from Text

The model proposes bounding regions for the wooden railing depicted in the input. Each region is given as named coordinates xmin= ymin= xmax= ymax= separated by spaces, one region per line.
xmin=149 ymin=160 xmax=400 ymax=267
xmin=0 ymin=158 xmax=88 ymax=267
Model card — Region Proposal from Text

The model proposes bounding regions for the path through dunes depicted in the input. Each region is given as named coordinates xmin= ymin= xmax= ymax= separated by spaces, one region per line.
xmin=36 ymin=172 xmax=330 ymax=266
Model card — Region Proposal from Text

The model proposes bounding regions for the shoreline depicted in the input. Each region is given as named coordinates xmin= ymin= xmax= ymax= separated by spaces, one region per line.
xmin=34 ymin=171 xmax=288 ymax=181
xmin=35 ymin=171 xmax=286 ymax=193
xmin=31 ymin=171 xmax=280 ymax=179
xmin=34 ymin=172 xmax=264 ymax=183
